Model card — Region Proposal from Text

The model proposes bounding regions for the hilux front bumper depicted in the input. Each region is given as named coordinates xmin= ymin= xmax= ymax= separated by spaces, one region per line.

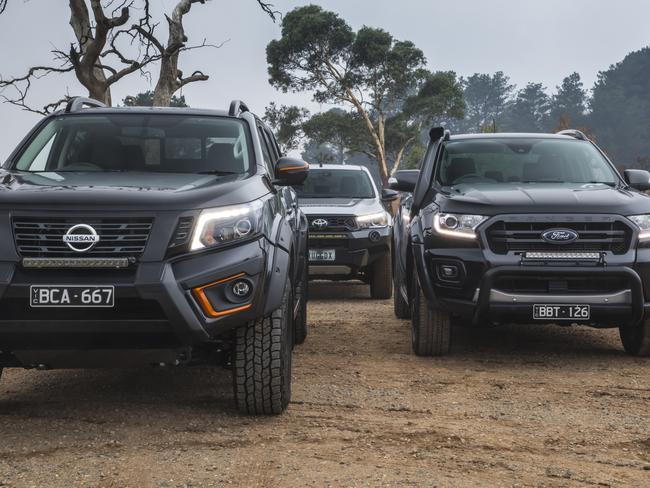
xmin=308 ymin=227 xmax=390 ymax=278
xmin=0 ymin=237 xmax=289 ymax=368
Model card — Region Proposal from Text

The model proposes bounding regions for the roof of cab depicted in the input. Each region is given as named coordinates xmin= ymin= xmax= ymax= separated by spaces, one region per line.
xmin=54 ymin=105 xmax=233 ymax=117
xmin=449 ymin=132 xmax=582 ymax=141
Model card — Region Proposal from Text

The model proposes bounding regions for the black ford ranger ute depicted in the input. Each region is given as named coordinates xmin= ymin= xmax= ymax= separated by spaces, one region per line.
xmin=392 ymin=127 xmax=650 ymax=357
xmin=296 ymin=164 xmax=398 ymax=299
xmin=0 ymin=97 xmax=310 ymax=415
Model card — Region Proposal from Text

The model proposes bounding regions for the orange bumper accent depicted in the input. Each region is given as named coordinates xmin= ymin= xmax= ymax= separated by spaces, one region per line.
xmin=192 ymin=273 xmax=252 ymax=318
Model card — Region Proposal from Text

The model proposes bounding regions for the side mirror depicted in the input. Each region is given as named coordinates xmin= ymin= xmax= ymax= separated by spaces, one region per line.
xmin=381 ymin=188 xmax=399 ymax=202
xmin=389 ymin=169 xmax=419 ymax=192
xmin=274 ymin=157 xmax=309 ymax=186
xmin=624 ymin=169 xmax=650 ymax=191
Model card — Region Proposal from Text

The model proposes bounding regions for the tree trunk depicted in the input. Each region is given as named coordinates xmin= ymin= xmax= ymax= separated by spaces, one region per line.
xmin=153 ymin=0 xmax=196 ymax=106
xmin=343 ymin=88 xmax=389 ymax=187
xmin=70 ymin=0 xmax=111 ymax=106
xmin=153 ymin=56 xmax=178 ymax=107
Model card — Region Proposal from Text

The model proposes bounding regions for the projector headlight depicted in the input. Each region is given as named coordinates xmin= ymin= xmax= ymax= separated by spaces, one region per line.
xmin=433 ymin=213 xmax=487 ymax=239
xmin=628 ymin=214 xmax=650 ymax=241
xmin=191 ymin=201 xmax=264 ymax=251
xmin=356 ymin=211 xmax=389 ymax=229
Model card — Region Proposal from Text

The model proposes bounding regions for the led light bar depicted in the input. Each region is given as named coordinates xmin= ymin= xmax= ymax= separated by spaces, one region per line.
xmin=524 ymin=252 xmax=601 ymax=260
xmin=22 ymin=258 xmax=131 ymax=269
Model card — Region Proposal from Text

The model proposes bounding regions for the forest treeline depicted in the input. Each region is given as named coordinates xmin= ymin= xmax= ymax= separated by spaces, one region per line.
xmin=260 ymin=6 xmax=650 ymax=178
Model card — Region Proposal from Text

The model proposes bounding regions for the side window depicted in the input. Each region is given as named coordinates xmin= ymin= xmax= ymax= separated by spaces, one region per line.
xmin=257 ymin=126 xmax=274 ymax=173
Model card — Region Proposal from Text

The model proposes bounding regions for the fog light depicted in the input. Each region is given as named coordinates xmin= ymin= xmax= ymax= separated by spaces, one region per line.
xmin=369 ymin=230 xmax=381 ymax=242
xmin=193 ymin=273 xmax=253 ymax=318
xmin=439 ymin=265 xmax=458 ymax=279
xmin=232 ymin=280 xmax=251 ymax=298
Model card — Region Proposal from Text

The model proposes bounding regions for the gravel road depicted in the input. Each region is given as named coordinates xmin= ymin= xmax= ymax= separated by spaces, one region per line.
xmin=1 ymin=281 xmax=649 ymax=487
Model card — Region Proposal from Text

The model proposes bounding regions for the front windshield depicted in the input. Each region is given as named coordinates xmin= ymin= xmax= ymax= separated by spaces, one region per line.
xmin=437 ymin=138 xmax=619 ymax=187
xmin=295 ymin=168 xmax=375 ymax=199
xmin=14 ymin=114 xmax=252 ymax=174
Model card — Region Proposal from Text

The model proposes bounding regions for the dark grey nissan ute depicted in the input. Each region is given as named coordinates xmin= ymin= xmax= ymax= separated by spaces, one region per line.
xmin=0 ymin=97 xmax=310 ymax=415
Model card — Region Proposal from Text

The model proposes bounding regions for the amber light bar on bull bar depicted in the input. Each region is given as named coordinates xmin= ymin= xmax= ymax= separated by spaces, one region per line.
xmin=22 ymin=257 xmax=131 ymax=269
xmin=522 ymin=251 xmax=604 ymax=264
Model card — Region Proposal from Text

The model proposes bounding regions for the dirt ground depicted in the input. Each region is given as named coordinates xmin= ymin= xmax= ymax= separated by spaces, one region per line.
xmin=0 ymin=281 xmax=649 ymax=487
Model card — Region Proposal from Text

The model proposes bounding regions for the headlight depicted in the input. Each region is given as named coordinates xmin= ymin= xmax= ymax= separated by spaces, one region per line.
xmin=356 ymin=211 xmax=389 ymax=229
xmin=191 ymin=201 xmax=264 ymax=251
xmin=433 ymin=213 xmax=487 ymax=239
xmin=628 ymin=214 xmax=650 ymax=240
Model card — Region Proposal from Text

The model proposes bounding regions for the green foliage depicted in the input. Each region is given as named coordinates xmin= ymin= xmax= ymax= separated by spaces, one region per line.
xmin=549 ymin=72 xmax=587 ymax=130
xmin=266 ymin=5 xmax=432 ymax=185
xmin=266 ymin=5 xmax=355 ymax=102
xmin=302 ymin=108 xmax=368 ymax=162
xmin=123 ymin=91 xmax=187 ymax=107
xmin=459 ymin=71 xmax=513 ymax=132
xmin=301 ymin=140 xmax=338 ymax=165
xmin=589 ymin=47 xmax=650 ymax=164
xmin=501 ymin=82 xmax=550 ymax=132
xmin=401 ymin=143 xmax=426 ymax=170
xmin=263 ymin=103 xmax=310 ymax=152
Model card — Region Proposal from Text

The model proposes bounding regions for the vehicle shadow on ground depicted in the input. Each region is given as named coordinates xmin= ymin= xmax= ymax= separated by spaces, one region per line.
xmin=0 ymin=366 xmax=240 ymax=421
xmin=448 ymin=323 xmax=628 ymax=359
xmin=308 ymin=280 xmax=372 ymax=300
xmin=310 ymin=282 xmax=631 ymax=361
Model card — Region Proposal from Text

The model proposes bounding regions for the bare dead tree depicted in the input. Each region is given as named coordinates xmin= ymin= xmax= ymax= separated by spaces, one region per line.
xmin=0 ymin=0 xmax=163 ymax=113
xmin=0 ymin=0 xmax=278 ymax=111
xmin=133 ymin=0 xmax=277 ymax=106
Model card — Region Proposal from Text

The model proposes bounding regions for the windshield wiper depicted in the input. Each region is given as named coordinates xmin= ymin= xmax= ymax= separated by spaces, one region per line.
xmin=196 ymin=170 xmax=242 ymax=175
xmin=520 ymin=180 xmax=565 ymax=184
xmin=583 ymin=181 xmax=617 ymax=187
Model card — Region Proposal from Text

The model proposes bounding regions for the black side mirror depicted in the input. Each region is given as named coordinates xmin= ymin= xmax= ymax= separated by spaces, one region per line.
xmin=381 ymin=188 xmax=399 ymax=202
xmin=624 ymin=169 xmax=650 ymax=191
xmin=389 ymin=169 xmax=419 ymax=192
xmin=274 ymin=157 xmax=309 ymax=186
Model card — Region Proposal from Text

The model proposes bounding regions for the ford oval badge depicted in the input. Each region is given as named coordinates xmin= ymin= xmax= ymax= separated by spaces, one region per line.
xmin=541 ymin=228 xmax=579 ymax=244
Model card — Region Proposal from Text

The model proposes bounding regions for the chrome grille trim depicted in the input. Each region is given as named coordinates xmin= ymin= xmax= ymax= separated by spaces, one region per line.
xmin=13 ymin=217 xmax=154 ymax=258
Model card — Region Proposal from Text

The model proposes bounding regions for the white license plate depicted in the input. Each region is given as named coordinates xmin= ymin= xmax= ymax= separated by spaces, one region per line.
xmin=533 ymin=304 xmax=590 ymax=320
xmin=309 ymin=249 xmax=336 ymax=262
xmin=30 ymin=285 xmax=115 ymax=308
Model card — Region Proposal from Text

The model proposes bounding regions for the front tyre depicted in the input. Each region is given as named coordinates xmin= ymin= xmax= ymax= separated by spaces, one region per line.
xmin=370 ymin=253 xmax=393 ymax=299
xmin=411 ymin=276 xmax=451 ymax=356
xmin=619 ymin=320 xmax=650 ymax=356
xmin=393 ymin=281 xmax=411 ymax=319
xmin=233 ymin=276 xmax=293 ymax=415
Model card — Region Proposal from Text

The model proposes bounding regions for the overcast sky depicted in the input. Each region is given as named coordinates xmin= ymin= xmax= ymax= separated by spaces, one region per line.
xmin=1 ymin=0 xmax=649 ymax=155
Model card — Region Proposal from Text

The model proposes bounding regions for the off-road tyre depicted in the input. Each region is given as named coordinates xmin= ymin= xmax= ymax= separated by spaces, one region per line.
xmin=393 ymin=281 xmax=411 ymax=319
xmin=411 ymin=276 xmax=451 ymax=356
xmin=233 ymin=276 xmax=293 ymax=415
xmin=619 ymin=320 xmax=650 ymax=356
xmin=294 ymin=261 xmax=309 ymax=345
xmin=370 ymin=253 xmax=392 ymax=299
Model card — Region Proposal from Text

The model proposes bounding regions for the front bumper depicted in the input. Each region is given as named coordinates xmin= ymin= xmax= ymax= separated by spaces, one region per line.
xmin=0 ymin=238 xmax=288 ymax=367
xmin=307 ymin=227 xmax=390 ymax=277
xmin=414 ymin=243 xmax=650 ymax=328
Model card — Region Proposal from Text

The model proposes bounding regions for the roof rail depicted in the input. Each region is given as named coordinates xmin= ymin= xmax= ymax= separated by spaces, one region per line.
xmin=65 ymin=97 xmax=107 ymax=113
xmin=229 ymin=100 xmax=250 ymax=117
xmin=556 ymin=129 xmax=588 ymax=141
